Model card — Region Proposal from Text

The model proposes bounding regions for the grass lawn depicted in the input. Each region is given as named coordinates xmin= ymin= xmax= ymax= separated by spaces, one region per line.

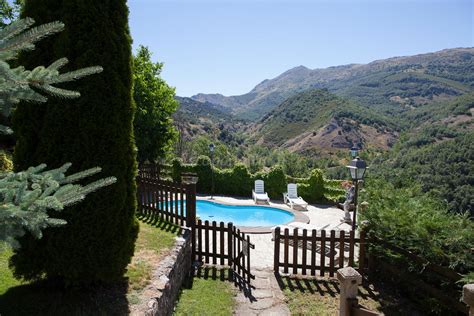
xmin=280 ymin=275 xmax=422 ymax=316
xmin=174 ymin=268 xmax=236 ymax=316
xmin=0 ymin=217 xmax=179 ymax=316
xmin=0 ymin=245 xmax=24 ymax=295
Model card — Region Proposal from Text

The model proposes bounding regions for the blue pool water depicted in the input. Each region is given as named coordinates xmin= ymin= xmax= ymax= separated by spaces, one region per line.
xmin=195 ymin=200 xmax=294 ymax=227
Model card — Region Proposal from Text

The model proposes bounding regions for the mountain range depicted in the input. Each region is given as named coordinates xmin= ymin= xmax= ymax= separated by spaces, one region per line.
xmin=176 ymin=48 xmax=473 ymax=153
xmin=190 ymin=47 xmax=473 ymax=120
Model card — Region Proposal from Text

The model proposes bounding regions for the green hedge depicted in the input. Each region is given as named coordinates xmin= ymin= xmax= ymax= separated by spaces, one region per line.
xmin=171 ymin=157 xmax=344 ymax=202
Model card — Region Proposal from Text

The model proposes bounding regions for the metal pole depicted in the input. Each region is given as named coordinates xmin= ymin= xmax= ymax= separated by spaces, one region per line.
xmin=352 ymin=180 xmax=358 ymax=231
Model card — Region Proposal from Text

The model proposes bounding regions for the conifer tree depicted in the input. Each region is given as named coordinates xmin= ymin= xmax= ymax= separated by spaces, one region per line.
xmin=11 ymin=0 xmax=138 ymax=285
xmin=0 ymin=18 xmax=116 ymax=250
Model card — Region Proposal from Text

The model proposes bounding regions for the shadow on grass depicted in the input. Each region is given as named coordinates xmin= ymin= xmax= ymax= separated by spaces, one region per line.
xmin=136 ymin=212 xmax=183 ymax=235
xmin=0 ymin=278 xmax=130 ymax=316
xmin=274 ymin=273 xmax=422 ymax=315
xmin=183 ymin=265 xmax=255 ymax=301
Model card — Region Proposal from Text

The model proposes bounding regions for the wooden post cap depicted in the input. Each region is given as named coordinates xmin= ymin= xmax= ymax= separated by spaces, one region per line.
xmin=337 ymin=267 xmax=362 ymax=285
xmin=463 ymin=284 xmax=474 ymax=306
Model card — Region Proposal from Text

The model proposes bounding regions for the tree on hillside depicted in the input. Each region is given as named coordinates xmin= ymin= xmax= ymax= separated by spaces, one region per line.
xmin=11 ymin=0 xmax=138 ymax=285
xmin=0 ymin=18 xmax=116 ymax=250
xmin=133 ymin=45 xmax=178 ymax=163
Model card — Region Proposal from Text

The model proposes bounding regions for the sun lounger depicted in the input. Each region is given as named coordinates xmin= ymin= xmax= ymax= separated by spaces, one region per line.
xmin=283 ymin=183 xmax=308 ymax=210
xmin=252 ymin=179 xmax=270 ymax=204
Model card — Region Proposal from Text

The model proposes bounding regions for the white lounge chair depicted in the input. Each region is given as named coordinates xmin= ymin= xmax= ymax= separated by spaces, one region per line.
xmin=283 ymin=183 xmax=308 ymax=210
xmin=252 ymin=180 xmax=270 ymax=204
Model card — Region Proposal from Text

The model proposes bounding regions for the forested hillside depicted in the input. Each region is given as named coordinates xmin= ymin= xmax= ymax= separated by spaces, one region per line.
xmin=253 ymin=89 xmax=397 ymax=155
xmin=176 ymin=49 xmax=474 ymax=215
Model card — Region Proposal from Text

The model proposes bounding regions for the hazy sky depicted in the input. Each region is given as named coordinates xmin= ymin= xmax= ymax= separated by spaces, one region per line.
xmin=128 ymin=0 xmax=473 ymax=97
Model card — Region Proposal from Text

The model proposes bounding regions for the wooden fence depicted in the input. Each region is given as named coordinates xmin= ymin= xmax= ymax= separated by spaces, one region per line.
xmin=273 ymin=227 xmax=366 ymax=277
xmin=369 ymin=236 xmax=469 ymax=314
xmin=136 ymin=176 xmax=194 ymax=227
xmin=136 ymin=174 xmax=255 ymax=287
xmin=194 ymin=220 xmax=255 ymax=285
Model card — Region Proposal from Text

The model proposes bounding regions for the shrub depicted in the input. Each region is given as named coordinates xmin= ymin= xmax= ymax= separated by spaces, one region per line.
xmin=298 ymin=169 xmax=325 ymax=203
xmin=258 ymin=165 xmax=287 ymax=199
xmin=227 ymin=164 xmax=252 ymax=196
xmin=11 ymin=0 xmax=138 ymax=285
xmin=360 ymin=179 xmax=474 ymax=314
xmin=0 ymin=152 xmax=13 ymax=172
xmin=361 ymin=179 xmax=474 ymax=274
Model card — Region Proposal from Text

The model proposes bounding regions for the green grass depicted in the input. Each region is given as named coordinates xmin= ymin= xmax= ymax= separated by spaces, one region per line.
xmin=126 ymin=218 xmax=180 ymax=293
xmin=0 ymin=217 xmax=180 ymax=316
xmin=0 ymin=244 xmax=24 ymax=295
xmin=280 ymin=276 xmax=422 ymax=316
xmin=174 ymin=268 xmax=235 ymax=316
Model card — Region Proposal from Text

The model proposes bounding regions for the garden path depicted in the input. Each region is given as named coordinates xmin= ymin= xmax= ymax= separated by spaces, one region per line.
xmin=234 ymin=268 xmax=290 ymax=316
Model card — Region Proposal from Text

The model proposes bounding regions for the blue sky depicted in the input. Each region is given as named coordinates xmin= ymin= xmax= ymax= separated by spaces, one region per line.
xmin=128 ymin=0 xmax=473 ymax=97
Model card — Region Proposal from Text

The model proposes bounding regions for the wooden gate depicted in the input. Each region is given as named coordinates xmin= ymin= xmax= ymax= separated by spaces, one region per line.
xmin=194 ymin=220 xmax=255 ymax=289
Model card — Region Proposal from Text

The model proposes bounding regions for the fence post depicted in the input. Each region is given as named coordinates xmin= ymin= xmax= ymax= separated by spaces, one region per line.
xmin=273 ymin=227 xmax=280 ymax=273
xmin=463 ymin=284 xmax=474 ymax=316
xmin=182 ymin=173 xmax=198 ymax=261
xmin=337 ymin=267 xmax=362 ymax=316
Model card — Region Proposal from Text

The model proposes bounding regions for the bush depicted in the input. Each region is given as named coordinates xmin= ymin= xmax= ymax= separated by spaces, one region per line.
xmin=0 ymin=152 xmax=13 ymax=172
xmin=360 ymin=179 xmax=474 ymax=314
xmin=258 ymin=166 xmax=287 ymax=199
xmin=298 ymin=169 xmax=325 ymax=203
xmin=361 ymin=179 xmax=474 ymax=274
xmin=11 ymin=0 xmax=138 ymax=285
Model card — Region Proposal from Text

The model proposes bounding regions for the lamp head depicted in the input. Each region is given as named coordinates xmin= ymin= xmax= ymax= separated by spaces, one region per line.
xmin=346 ymin=157 xmax=367 ymax=181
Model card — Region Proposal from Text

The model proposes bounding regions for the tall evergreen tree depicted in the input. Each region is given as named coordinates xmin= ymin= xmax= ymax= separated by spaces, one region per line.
xmin=133 ymin=45 xmax=178 ymax=163
xmin=11 ymin=0 xmax=138 ymax=284
xmin=0 ymin=18 xmax=116 ymax=251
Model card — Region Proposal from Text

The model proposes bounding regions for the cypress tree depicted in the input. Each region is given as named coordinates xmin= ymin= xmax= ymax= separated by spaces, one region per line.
xmin=11 ymin=0 xmax=138 ymax=284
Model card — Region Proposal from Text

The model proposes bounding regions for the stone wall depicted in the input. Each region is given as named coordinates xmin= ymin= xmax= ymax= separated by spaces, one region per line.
xmin=136 ymin=228 xmax=192 ymax=316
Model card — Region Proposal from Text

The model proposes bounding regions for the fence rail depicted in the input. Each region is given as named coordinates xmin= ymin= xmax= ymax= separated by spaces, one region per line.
xmin=136 ymin=176 xmax=190 ymax=226
xmin=137 ymin=174 xmax=254 ymax=287
xmin=273 ymin=227 xmax=366 ymax=277
xmin=194 ymin=220 xmax=255 ymax=285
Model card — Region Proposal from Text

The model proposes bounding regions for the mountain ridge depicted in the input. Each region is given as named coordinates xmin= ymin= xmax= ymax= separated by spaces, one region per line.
xmin=190 ymin=47 xmax=474 ymax=120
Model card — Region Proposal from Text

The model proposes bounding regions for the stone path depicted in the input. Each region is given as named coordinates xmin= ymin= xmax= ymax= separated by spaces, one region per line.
xmin=234 ymin=268 xmax=290 ymax=316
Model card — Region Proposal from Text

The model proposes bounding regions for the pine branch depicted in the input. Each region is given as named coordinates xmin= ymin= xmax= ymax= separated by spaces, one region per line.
xmin=0 ymin=19 xmax=103 ymax=128
xmin=0 ymin=18 xmax=115 ymax=250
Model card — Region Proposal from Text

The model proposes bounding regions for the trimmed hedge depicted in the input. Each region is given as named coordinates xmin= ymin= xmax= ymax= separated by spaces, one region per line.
xmin=171 ymin=157 xmax=344 ymax=202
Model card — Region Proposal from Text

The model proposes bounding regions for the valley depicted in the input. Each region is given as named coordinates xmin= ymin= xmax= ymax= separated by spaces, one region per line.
xmin=174 ymin=47 xmax=474 ymax=215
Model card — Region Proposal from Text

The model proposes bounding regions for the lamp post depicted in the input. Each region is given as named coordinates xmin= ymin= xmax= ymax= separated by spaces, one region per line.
xmin=346 ymin=157 xmax=367 ymax=230
xmin=209 ymin=143 xmax=215 ymax=200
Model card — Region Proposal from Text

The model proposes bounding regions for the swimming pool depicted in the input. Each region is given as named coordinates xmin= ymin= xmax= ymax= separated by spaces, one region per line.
xmin=195 ymin=200 xmax=294 ymax=227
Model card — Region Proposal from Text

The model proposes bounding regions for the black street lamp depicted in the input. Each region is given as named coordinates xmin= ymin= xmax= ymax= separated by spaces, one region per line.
xmin=346 ymin=157 xmax=367 ymax=230
xmin=209 ymin=143 xmax=215 ymax=200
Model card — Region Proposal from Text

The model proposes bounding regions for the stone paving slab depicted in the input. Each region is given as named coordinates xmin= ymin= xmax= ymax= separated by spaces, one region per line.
xmin=233 ymin=269 xmax=290 ymax=316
